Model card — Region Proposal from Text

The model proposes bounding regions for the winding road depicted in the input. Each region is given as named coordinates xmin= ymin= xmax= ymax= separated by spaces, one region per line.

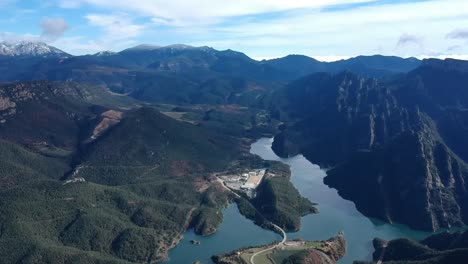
xmin=249 ymin=223 xmax=287 ymax=264
xmin=215 ymin=177 xmax=241 ymax=198
xmin=376 ymin=243 xmax=388 ymax=264
xmin=216 ymin=176 xmax=288 ymax=264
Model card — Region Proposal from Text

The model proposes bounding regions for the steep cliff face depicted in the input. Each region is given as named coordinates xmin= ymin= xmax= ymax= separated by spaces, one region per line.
xmin=0 ymin=81 xmax=133 ymax=149
xmin=272 ymin=72 xmax=414 ymax=166
xmin=273 ymin=59 xmax=468 ymax=230
xmin=358 ymin=230 xmax=468 ymax=264
xmin=324 ymin=117 xmax=468 ymax=230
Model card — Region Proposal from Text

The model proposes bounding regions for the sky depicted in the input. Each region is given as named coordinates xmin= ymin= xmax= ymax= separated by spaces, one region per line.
xmin=0 ymin=0 xmax=467 ymax=61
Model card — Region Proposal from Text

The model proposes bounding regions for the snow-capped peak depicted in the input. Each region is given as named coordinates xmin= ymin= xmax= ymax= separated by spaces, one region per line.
xmin=122 ymin=44 xmax=215 ymax=54
xmin=0 ymin=41 xmax=70 ymax=58
xmin=94 ymin=50 xmax=116 ymax=56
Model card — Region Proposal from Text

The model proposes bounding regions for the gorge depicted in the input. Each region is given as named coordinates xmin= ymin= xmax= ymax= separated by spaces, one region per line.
xmin=165 ymin=138 xmax=434 ymax=263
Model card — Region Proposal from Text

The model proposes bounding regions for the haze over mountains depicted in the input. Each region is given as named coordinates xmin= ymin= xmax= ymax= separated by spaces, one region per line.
xmin=0 ymin=41 xmax=422 ymax=108
xmin=0 ymin=41 xmax=421 ymax=81
xmin=1 ymin=40 xmax=468 ymax=263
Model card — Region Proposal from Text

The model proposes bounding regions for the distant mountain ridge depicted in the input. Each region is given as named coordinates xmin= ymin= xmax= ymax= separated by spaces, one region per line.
xmin=0 ymin=41 xmax=427 ymax=107
xmin=265 ymin=54 xmax=421 ymax=78
xmin=1 ymin=40 xmax=468 ymax=263
xmin=122 ymin=43 xmax=211 ymax=52
xmin=0 ymin=41 xmax=422 ymax=78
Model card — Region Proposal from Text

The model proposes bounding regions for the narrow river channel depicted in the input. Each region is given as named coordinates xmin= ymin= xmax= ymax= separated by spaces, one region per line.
xmin=166 ymin=137 xmax=432 ymax=264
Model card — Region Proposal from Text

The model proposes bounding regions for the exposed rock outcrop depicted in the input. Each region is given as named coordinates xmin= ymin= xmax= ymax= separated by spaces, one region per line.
xmin=272 ymin=60 xmax=468 ymax=231
xmin=357 ymin=230 xmax=468 ymax=264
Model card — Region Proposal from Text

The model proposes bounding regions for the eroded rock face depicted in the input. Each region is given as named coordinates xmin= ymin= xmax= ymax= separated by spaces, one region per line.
xmin=273 ymin=61 xmax=468 ymax=231
xmin=0 ymin=97 xmax=16 ymax=123
xmin=0 ymin=97 xmax=16 ymax=111
xmin=0 ymin=81 xmax=116 ymax=148
xmin=361 ymin=230 xmax=468 ymax=264
xmin=325 ymin=234 xmax=346 ymax=262
xmin=91 ymin=110 xmax=123 ymax=139
xmin=324 ymin=114 xmax=468 ymax=231
xmin=0 ymin=81 xmax=97 ymax=120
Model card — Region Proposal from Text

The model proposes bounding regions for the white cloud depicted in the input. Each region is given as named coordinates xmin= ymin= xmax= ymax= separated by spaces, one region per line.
xmin=58 ymin=0 xmax=81 ymax=8
xmin=53 ymin=36 xmax=106 ymax=54
xmin=0 ymin=17 xmax=68 ymax=44
xmin=43 ymin=13 xmax=146 ymax=55
xmin=0 ymin=32 xmax=40 ymax=42
xmin=447 ymin=28 xmax=468 ymax=41
xmin=60 ymin=0 xmax=377 ymax=26
xmin=397 ymin=34 xmax=424 ymax=48
xmin=49 ymin=0 xmax=468 ymax=59
xmin=0 ymin=0 xmax=15 ymax=7
xmin=313 ymin=55 xmax=352 ymax=62
xmin=46 ymin=13 xmax=147 ymax=54
xmin=85 ymin=13 xmax=145 ymax=40
xmin=40 ymin=17 xmax=69 ymax=42
xmin=192 ymin=0 xmax=468 ymax=58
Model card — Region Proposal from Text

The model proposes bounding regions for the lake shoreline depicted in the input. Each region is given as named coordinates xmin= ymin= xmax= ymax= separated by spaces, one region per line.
xmin=165 ymin=137 xmax=433 ymax=264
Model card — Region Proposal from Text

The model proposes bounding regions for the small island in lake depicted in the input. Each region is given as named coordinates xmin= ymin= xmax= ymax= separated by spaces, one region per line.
xmin=190 ymin=240 xmax=201 ymax=245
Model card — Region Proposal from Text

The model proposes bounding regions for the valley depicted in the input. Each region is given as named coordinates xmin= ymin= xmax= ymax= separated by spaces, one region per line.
xmin=271 ymin=61 xmax=468 ymax=231
xmin=0 ymin=40 xmax=467 ymax=264
xmin=159 ymin=138 xmax=435 ymax=264
xmin=0 ymin=76 xmax=315 ymax=263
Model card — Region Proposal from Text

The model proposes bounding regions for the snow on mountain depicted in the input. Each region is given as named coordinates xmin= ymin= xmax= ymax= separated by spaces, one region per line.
xmin=123 ymin=44 xmax=214 ymax=53
xmin=94 ymin=50 xmax=116 ymax=56
xmin=0 ymin=41 xmax=70 ymax=58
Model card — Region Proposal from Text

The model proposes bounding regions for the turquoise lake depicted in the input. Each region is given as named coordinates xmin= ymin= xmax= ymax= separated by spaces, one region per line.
xmin=165 ymin=138 xmax=432 ymax=263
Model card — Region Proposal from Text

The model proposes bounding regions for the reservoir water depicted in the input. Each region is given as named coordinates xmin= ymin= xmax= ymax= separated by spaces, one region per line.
xmin=166 ymin=138 xmax=431 ymax=263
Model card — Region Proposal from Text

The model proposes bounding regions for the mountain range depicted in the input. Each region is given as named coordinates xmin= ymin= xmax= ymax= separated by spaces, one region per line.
xmin=0 ymin=41 xmax=420 ymax=81
xmin=0 ymin=41 xmax=422 ymax=110
xmin=0 ymin=40 xmax=467 ymax=263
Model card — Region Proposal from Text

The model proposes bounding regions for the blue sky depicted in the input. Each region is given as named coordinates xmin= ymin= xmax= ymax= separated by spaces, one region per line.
xmin=0 ymin=0 xmax=467 ymax=61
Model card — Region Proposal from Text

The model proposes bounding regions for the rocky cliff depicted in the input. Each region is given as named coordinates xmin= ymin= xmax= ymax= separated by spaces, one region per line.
xmin=272 ymin=59 xmax=468 ymax=231
xmin=355 ymin=230 xmax=468 ymax=264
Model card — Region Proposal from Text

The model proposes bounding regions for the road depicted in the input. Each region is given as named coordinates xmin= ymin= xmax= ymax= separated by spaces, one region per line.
xmin=215 ymin=177 xmax=241 ymax=198
xmin=216 ymin=176 xmax=288 ymax=264
xmin=249 ymin=223 xmax=287 ymax=264
xmin=376 ymin=243 xmax=388 ymax=264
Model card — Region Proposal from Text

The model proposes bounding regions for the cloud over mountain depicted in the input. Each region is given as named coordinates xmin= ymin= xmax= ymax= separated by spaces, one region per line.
xmin=447 ymin=28 xmax=468 ymax=41
xmin=1 ymin=0 xmax=467 ymax=59
xmin=397 ymin=34 xmax=423 ymax=48
xmin=40 ymin=18 xmax=69 ymax=42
